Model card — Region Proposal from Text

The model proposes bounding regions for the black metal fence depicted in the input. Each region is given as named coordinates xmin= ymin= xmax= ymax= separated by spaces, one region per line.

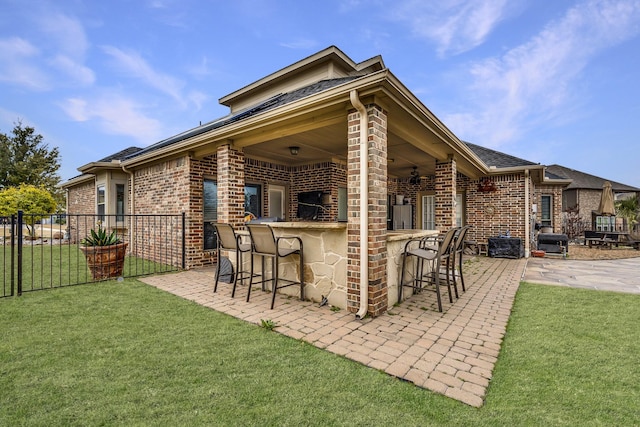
xmin=1 ymin=211 xmax=185 ymax=298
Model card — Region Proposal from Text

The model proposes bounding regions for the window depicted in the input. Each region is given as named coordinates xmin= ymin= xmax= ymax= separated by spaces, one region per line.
xmin=245 ymin=184 xmax=261 ymax=218
xmin=541 ymin=195 xmax=552 ymax=227
xmin=97 ymin=185 xmax=105 ymax=221
xmin=116 ymin=184 xmax=125 ymax=222
xmin=455 ymin=193 xmax=464 ymax=228
xmin=203 ymin=179 xmax=217 ymax=250
xmin=421 ymin=195 xmax=436 ymax=230
xmin=595 ymin=215 xmax=615 ymax=231
xmin=268 ymin=185 xmax=285 ymax=220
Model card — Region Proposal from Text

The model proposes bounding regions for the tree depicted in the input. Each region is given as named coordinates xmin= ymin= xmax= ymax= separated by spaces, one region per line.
xmin=0 ymin=121 xmax=62 ymax=204
xmin=615 ymin=195 xmax=638 ymax=233
xmin=0 ymin=184 xmax=57 ymax=236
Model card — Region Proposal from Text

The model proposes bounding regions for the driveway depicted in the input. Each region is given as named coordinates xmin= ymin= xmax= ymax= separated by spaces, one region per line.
xmin=523 ymin=256 xmax=640 ymax=294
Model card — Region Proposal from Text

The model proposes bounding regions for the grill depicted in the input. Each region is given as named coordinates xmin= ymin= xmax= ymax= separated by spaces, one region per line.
xmin=537 ymin=233 xmax=568 ymax=254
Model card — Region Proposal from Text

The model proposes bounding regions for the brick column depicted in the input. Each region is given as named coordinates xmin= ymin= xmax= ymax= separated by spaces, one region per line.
xmin=435 ymin=156 xmax=456 ymax=231
xmin=346 ymin=104 xmax=388 ymax=317
xmin=216 ymin=143 xmax=245 ymax=228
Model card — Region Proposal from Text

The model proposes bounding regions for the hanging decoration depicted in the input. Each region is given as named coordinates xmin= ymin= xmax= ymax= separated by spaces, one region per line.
xmin=478 ymin=178 xmax=497 ymax=192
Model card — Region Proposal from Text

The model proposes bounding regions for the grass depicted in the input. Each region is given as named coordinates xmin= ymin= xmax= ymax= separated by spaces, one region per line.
xmin=0 ymin=280 xmax=638 ymax=426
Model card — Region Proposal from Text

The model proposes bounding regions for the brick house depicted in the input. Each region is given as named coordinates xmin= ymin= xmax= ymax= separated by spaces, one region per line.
xmin=545 ymin=164 xmax=640 ymax=232
xmin=63 ymin=46 xmax=572 ymax=317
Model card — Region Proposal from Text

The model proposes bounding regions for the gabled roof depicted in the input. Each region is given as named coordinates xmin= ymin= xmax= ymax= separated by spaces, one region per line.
xmin=76 ymin=146 xmax=144 ymax=175
xmin=465 ymin=142 xmax=538 ymax=168
xmin=97 ymin=146 xmax=143 ymax=162
xmin=219 ymin=45 xmax=384 ymax=111
xmin=546 ymin=164 xmax=640 ymax=192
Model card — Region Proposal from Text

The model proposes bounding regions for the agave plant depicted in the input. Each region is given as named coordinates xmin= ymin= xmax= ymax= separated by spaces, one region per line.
xmin=81 ymin=226 xmax=122 ymax=246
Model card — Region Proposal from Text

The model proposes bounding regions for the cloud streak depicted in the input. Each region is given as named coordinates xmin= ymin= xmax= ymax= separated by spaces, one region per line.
xmin=390 ymin=0 xmax=511 ymax=56
xmin=444 ymin=0 xmax=640 ymax=147
xmin=60 ymin=94 xmax=163 ymax=144
xmin=0 ymin=37 xmax=50 ymax=90
xmin=37 ymin=12 xmax=96 ymax=86
xmin=102 ymin=46 xmax=207 ymax=110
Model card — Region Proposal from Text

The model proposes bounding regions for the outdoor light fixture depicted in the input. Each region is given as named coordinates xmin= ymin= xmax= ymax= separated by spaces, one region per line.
xmin=289 ymin=146 xmax=300 ymax=155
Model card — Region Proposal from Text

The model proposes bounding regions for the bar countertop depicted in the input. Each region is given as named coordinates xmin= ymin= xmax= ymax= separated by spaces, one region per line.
xmin=266 ymin=222 xmax=347 ymax=230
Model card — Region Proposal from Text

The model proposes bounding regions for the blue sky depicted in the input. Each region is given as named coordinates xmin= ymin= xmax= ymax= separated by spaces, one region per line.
xmin=1 ymin=0 xmax=639 ymax=187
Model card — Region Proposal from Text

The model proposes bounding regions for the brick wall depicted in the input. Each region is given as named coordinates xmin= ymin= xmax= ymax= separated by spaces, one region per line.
xmin=466 ymin=174 xmax=527 ymax=241
xmin=435 ymin=158 xmax=456 ymax=230
xmin=66 ymin=179 xmax=95 ymax=243
xmin=346 ymin=103 xmax=388 ymax=317
xmin=533 ymin=184 xmax=565 ymax=233
xmin=577 ymin=189 xmax=602 ymax=220
xmin=133 ymin=156 xmax=204 ymax=266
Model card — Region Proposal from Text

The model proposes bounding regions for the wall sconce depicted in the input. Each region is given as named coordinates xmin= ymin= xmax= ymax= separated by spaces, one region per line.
xmin=289 ymin=146 xmax=300 ymax=155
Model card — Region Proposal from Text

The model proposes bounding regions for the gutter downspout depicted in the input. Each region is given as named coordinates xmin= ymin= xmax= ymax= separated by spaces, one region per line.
xmin=524 ymin=169 xmax=530 ymax=258
xmin=121 ymin=164 xmax=135 ymax=249
xmin=350 ymin=90 xmax=369 ymax=320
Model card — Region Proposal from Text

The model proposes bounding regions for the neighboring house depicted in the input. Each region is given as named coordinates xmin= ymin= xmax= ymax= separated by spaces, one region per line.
xmin=64 ymin=146 xmax=143 ymax=221
xmin=63 ymin=46 xmax=572 ymax=317
xmin=546 ymin=164 xmax=640 ymax=231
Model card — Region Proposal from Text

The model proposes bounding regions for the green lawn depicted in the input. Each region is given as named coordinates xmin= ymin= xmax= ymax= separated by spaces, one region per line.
xmin=1 ymin=280 xmax=638 ymax=426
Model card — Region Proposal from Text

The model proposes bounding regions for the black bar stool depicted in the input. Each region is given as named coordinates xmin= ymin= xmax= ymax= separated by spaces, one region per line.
xmin=246 ymin=224 xmax=304 ymax=309
xmin=213 ymin=223 xmax=254 ymax=298
xmin=399 ymin=227 xmax=458 ymax=312
xmin=451 ymin=225 xmax=472 ymax=294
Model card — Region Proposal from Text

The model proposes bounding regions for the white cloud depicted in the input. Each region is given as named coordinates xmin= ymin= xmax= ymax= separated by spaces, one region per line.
xmin=186 ymin=56 xmax=213 ymax=78
xmin=60 ymin=94 xmax=163 ymax=144
xmin=280 ymin=39 xmax=319 ymax=50
xmin=51 ymin=55 xmax=96 ymax=86
xmin=102 ymin=46 xmax=189 ymax=107
xmin=445 ymin=0 xmax=640 ymax=147
xmin=37 ymin=12 xmax=90 ymax=57
xmin=35 ymin=12 xmax=96 ymax=86
xmin=390 ymin=0 xmax=510 ymax=56
xmin=61 ymin=98 xmax=90 ymax=122
xmin=187 ymin=91 xmax=209 ymax=111
xmin=0 ymin=37 xmax=49 ymax=90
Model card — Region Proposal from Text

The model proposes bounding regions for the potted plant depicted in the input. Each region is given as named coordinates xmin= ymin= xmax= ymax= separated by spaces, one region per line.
xmin=80 ymin=224 xmax=128 ymax=280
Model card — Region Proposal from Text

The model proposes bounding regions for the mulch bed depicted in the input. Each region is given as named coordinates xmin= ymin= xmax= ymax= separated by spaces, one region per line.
xmin=567 ymin=244 xmax=640 ymax=260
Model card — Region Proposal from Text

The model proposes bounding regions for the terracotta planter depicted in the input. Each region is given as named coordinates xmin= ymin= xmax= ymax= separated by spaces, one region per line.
xmin=80 ymin=242 xmax=128 ymax=280
xmin=531 ymin=249 xmax=546 ymax=258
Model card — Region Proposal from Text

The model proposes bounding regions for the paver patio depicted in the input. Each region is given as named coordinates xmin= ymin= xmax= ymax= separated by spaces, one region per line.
xmin=141 ymin=255 xmax=526 ymax=407
xmin=523 ymin=256 xmax=640 ymax=294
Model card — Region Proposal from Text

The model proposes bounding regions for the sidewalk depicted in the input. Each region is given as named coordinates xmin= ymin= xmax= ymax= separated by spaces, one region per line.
xmin=141 ymin=256 xmax=526 ymax=407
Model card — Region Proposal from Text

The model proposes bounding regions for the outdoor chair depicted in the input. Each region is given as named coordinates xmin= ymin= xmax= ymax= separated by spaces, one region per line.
xmin=213 ymin=223 xmax=254 ymax=298
xmin=246 ymin=224 xmax=304 ymax=309
xmin=399 ymin=227 xmax=458 ymax=312
xmin=451 ymin=225 xmax=472 ymax=294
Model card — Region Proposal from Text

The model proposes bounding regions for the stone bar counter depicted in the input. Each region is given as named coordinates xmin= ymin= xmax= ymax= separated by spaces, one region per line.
xmin=386 ymin=229 xmax=438 ymax=306
xmin=235 ymin=223 xmax=437 ymax=310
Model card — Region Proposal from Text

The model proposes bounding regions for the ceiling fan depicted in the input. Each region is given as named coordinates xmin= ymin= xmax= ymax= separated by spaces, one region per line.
xmin=409 ymin=166 xmax=421 ymax=185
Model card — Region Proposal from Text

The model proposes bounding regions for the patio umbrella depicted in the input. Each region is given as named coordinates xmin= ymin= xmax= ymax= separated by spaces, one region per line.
xmin=597 ymin=181 xmax=616 ymax=216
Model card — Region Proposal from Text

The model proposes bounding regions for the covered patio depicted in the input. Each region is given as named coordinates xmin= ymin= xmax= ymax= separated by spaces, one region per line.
xmin=141 ymin=255 xmax=526 ymax=407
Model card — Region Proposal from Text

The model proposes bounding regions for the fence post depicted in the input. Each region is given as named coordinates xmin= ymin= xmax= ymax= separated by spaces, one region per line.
xmin=16 ymin=210 xmax=23 ymax=296
xmin=10 ymin=214 xmax=15 ymax=296
xmin=181 ymin=212 xmax=186 ymax=270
